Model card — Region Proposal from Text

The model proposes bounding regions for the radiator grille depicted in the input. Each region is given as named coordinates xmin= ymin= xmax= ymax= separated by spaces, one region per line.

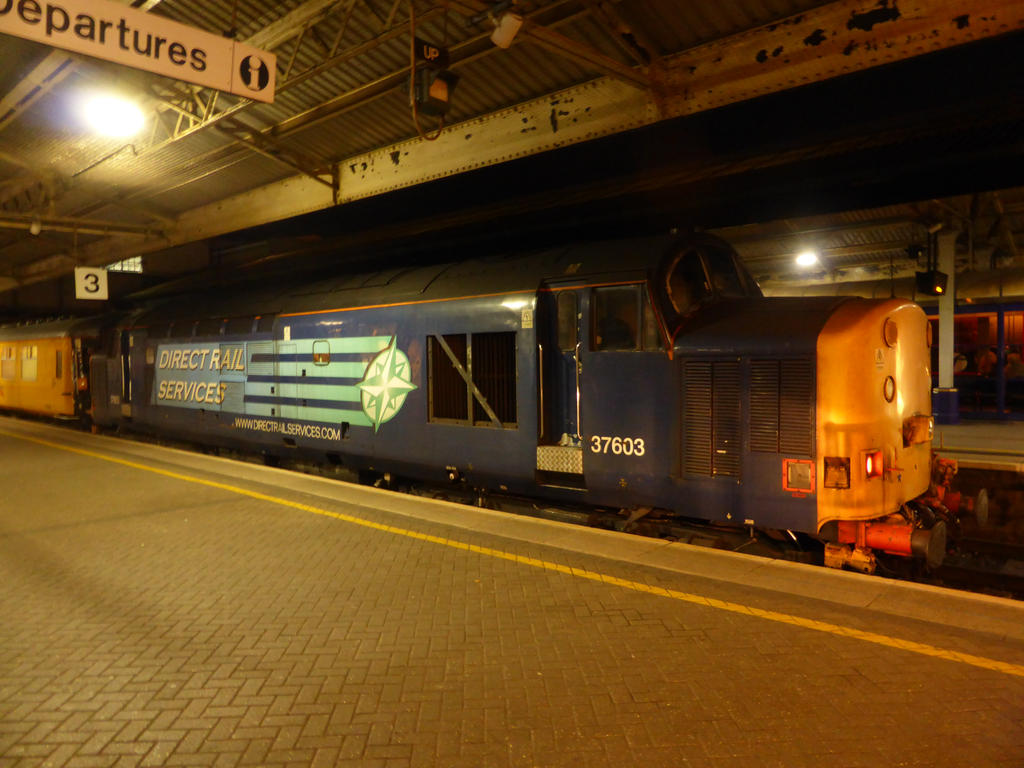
xmin=683 ymin=362 xmax=712 ymax=475
xmin=780 ymin=359 xmax=814 ymax=455
xmin=750 ymin=359 xmax=814 ymax=455
xmin=684 ymin=360 xmax=740 ymax=477
xmin=749 ymin=360 xmax=779 ymax=452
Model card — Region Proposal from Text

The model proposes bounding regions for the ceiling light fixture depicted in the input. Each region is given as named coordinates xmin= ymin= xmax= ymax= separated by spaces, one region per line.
xmin=795 ymin=250 xmax=819 ymax=267
xmin=82 ymin=94 xmax=146 ymax=138
xmin=491 ymin=12 xmax=523 ymax=49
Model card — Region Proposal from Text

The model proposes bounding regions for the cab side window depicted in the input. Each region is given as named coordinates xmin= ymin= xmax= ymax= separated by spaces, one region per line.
xmin=666 ymin=249 xmax=711 ymax=316
xmin=594 ymin=287 xmax=638 ymax=350
xmin=557 ymin=292 xmax=577 ymax=351
xmin=593 ymin=285 xmax=663 ymax=351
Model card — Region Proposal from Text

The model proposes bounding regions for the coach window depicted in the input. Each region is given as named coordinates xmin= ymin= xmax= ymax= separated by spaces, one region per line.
xmin=429 ymin=334 xmax=469 ymax=421
xmin=196 ymin=318 xmax=224 ymax=337
xmin=256 ymin=315 xmax=277 ymax=334
xmin=225 ymin=316 xmax=256 ymax=336
xmin=22 ymin=345 xmax=38 ymax=382
xmin=428 ymin=332 xmax=517 ymax=427
xmin=1 ymin=346 xmax=14 ymax=380
xmin=312 ymin=340 xmax=331 ymax=365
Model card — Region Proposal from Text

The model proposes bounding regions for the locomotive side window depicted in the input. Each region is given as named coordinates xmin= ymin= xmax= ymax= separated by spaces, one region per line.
xmin=55 ymin=350 xmax=62 ymax=379
xmin=702 ymin=244 xmax=749 ymax=298
xmin=312 ymin=340 xmax=331 ymax=365
xmin=666 ymin=249 xmax=711 ymax=316
xmin=225 ymin=316 xmax=257 ymax=336
xmin=428 ymin=332 xmax=517 ymax=428
xmin=557 ymin=292 xmax=577 ymax=351
xmin=593 ymin=285 xmax=662 ymax=351
xmin=195 ymin=318 xmax=224 ymax=337
xmin=429 ymin=334 xmax=469 ymax=421
xmin=643 ymin=295 xmax=661 ymax=350
xmin=594 ymin=286 xmax=639 ymax=350
xmin=471 ymin=332 xmax=516 ymax=425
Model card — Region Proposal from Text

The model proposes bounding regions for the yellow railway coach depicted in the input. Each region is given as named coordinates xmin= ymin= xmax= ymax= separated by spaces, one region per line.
xmin=0 ymin=318 xmax=105 ymax=421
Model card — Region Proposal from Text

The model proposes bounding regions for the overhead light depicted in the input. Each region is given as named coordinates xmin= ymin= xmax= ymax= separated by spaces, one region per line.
xmin=82 ymin=94 xmax=145 ymax=138
xmin=795 ymin=250 xmax=819 ymax=267
xmin=491 ymin=12 xmax=523 ymax=49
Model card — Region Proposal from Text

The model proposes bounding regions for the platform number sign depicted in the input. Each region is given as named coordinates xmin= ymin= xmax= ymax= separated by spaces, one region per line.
xmin=75 ymin=267 xmax=108 ymax=301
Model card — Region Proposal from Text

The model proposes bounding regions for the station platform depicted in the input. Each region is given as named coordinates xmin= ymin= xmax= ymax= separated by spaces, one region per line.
xmin=933 ymin=420 xmax=1024 ymax=474
xmin=2 ymin=416 xmax=1023 ymax=768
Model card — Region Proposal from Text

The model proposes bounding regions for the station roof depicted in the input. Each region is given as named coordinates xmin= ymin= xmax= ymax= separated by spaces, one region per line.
xmin=0 ymin=0 xmax=1022 ymax=317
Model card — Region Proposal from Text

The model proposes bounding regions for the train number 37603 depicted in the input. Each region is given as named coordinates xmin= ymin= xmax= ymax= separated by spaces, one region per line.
xmin=589 ymin=435 xmax=646 ymax=456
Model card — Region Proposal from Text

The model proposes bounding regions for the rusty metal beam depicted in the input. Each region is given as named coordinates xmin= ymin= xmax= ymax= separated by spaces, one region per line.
xmin=657 ymin=0 xmax=1024 ymax=120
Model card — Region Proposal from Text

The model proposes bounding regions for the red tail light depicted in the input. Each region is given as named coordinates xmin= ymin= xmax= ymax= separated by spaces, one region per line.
xmin=865 ymin=450 xmax=883 ymax=479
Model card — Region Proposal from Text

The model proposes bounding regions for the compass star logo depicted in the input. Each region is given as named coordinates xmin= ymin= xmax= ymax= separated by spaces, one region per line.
xmin=357 ymin=337 xmax=417 ymax=432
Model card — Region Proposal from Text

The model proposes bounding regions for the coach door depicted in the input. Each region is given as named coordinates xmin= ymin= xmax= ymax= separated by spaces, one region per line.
xmin=119 ymin=330 xmax=133 ymax=417
xmin=536 ymin=285 xmax=585 ymax=483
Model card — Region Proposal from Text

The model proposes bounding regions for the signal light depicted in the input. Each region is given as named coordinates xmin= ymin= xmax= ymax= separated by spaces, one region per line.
xmin=413 ymin=68 xmax=459 ymax=117
xmin=915 ymin=269 xmax=947 ymax=296
xmin=864 ymin=449 xmax=884 ymax=479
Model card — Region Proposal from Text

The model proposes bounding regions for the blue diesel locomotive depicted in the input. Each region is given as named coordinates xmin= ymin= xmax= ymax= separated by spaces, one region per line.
xmin=5 ymin=233 xmax=948 ymax=572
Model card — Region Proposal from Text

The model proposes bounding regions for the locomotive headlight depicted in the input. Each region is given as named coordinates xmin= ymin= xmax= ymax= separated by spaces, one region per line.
xmin=864 ymin=449 xmax=884 ymax=479
xmin=824 ymin=457 xmax=851 ymax=489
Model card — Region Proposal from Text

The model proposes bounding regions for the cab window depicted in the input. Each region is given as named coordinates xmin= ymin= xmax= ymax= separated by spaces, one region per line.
xmin=593 ymin=285 xmax=662 ymax=351
xmin=665 ymin=249 xmax=712 ymax=316
xmin=556 ymin=292 xmax=577 ymax=351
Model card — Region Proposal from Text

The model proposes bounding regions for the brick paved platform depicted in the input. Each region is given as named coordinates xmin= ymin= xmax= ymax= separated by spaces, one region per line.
xmin=2 ymin=416 xmax=1023 ymax=768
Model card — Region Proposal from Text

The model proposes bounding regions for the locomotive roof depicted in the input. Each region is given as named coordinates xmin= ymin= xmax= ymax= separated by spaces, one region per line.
xmin=135 ymin=234 xmax=677 ymax=326
xmin=0 ymin=315 xmax=109 ymax=342
xmin=676 ymin=296 xmax=852 ymax=356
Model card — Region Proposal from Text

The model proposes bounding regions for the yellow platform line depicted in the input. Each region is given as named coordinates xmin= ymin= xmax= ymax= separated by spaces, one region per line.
xmin=6 ymin=426 xmax=1024 ymax=680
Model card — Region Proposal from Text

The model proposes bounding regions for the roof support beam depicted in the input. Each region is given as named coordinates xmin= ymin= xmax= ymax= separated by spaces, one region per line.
xmin=520 ymin=22 xmax=649 ymax=89
xmin=0 ymin=213 xmax=161 ymax=238
xmin=656 ymin=0 xmax=1024 ymax=120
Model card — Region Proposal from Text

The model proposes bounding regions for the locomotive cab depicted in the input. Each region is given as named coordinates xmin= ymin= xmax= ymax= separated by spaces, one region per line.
xmin=659 ymin=235 xmax=763 ymax=330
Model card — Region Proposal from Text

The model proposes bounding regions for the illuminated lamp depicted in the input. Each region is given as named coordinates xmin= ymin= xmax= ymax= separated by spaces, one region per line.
xmin=82 ymin=94 xmax=145 ymax=138
xmin=413 ymin=69 xmax=460 ymax=117
xmin=795 ymin=250 xmax=819 ymax=268
xmin=864 ymin=449 xmax=884 ymax=479
xmin=915 ymin=269 xmax=948 ymax=296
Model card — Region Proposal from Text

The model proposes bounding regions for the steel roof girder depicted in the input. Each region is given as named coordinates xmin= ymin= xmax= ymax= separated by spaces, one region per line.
xmin=656 ymin=0 xmax=1024 ymax=120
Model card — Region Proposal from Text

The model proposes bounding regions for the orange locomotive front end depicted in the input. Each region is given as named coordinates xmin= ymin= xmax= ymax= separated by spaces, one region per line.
xmin=816 ymin=298 xmax=948 ymax=572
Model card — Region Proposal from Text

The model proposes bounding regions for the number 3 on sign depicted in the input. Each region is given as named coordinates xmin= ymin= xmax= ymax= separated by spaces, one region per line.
xmin=590 ymin=435 xmax=645 ymax=456
xmin=74 ymin=267 xmax=108 ymax=300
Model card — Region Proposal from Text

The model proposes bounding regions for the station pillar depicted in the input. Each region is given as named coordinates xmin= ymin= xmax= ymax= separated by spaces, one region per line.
xmin=933 ymin=230 xmax=958 ymax=424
